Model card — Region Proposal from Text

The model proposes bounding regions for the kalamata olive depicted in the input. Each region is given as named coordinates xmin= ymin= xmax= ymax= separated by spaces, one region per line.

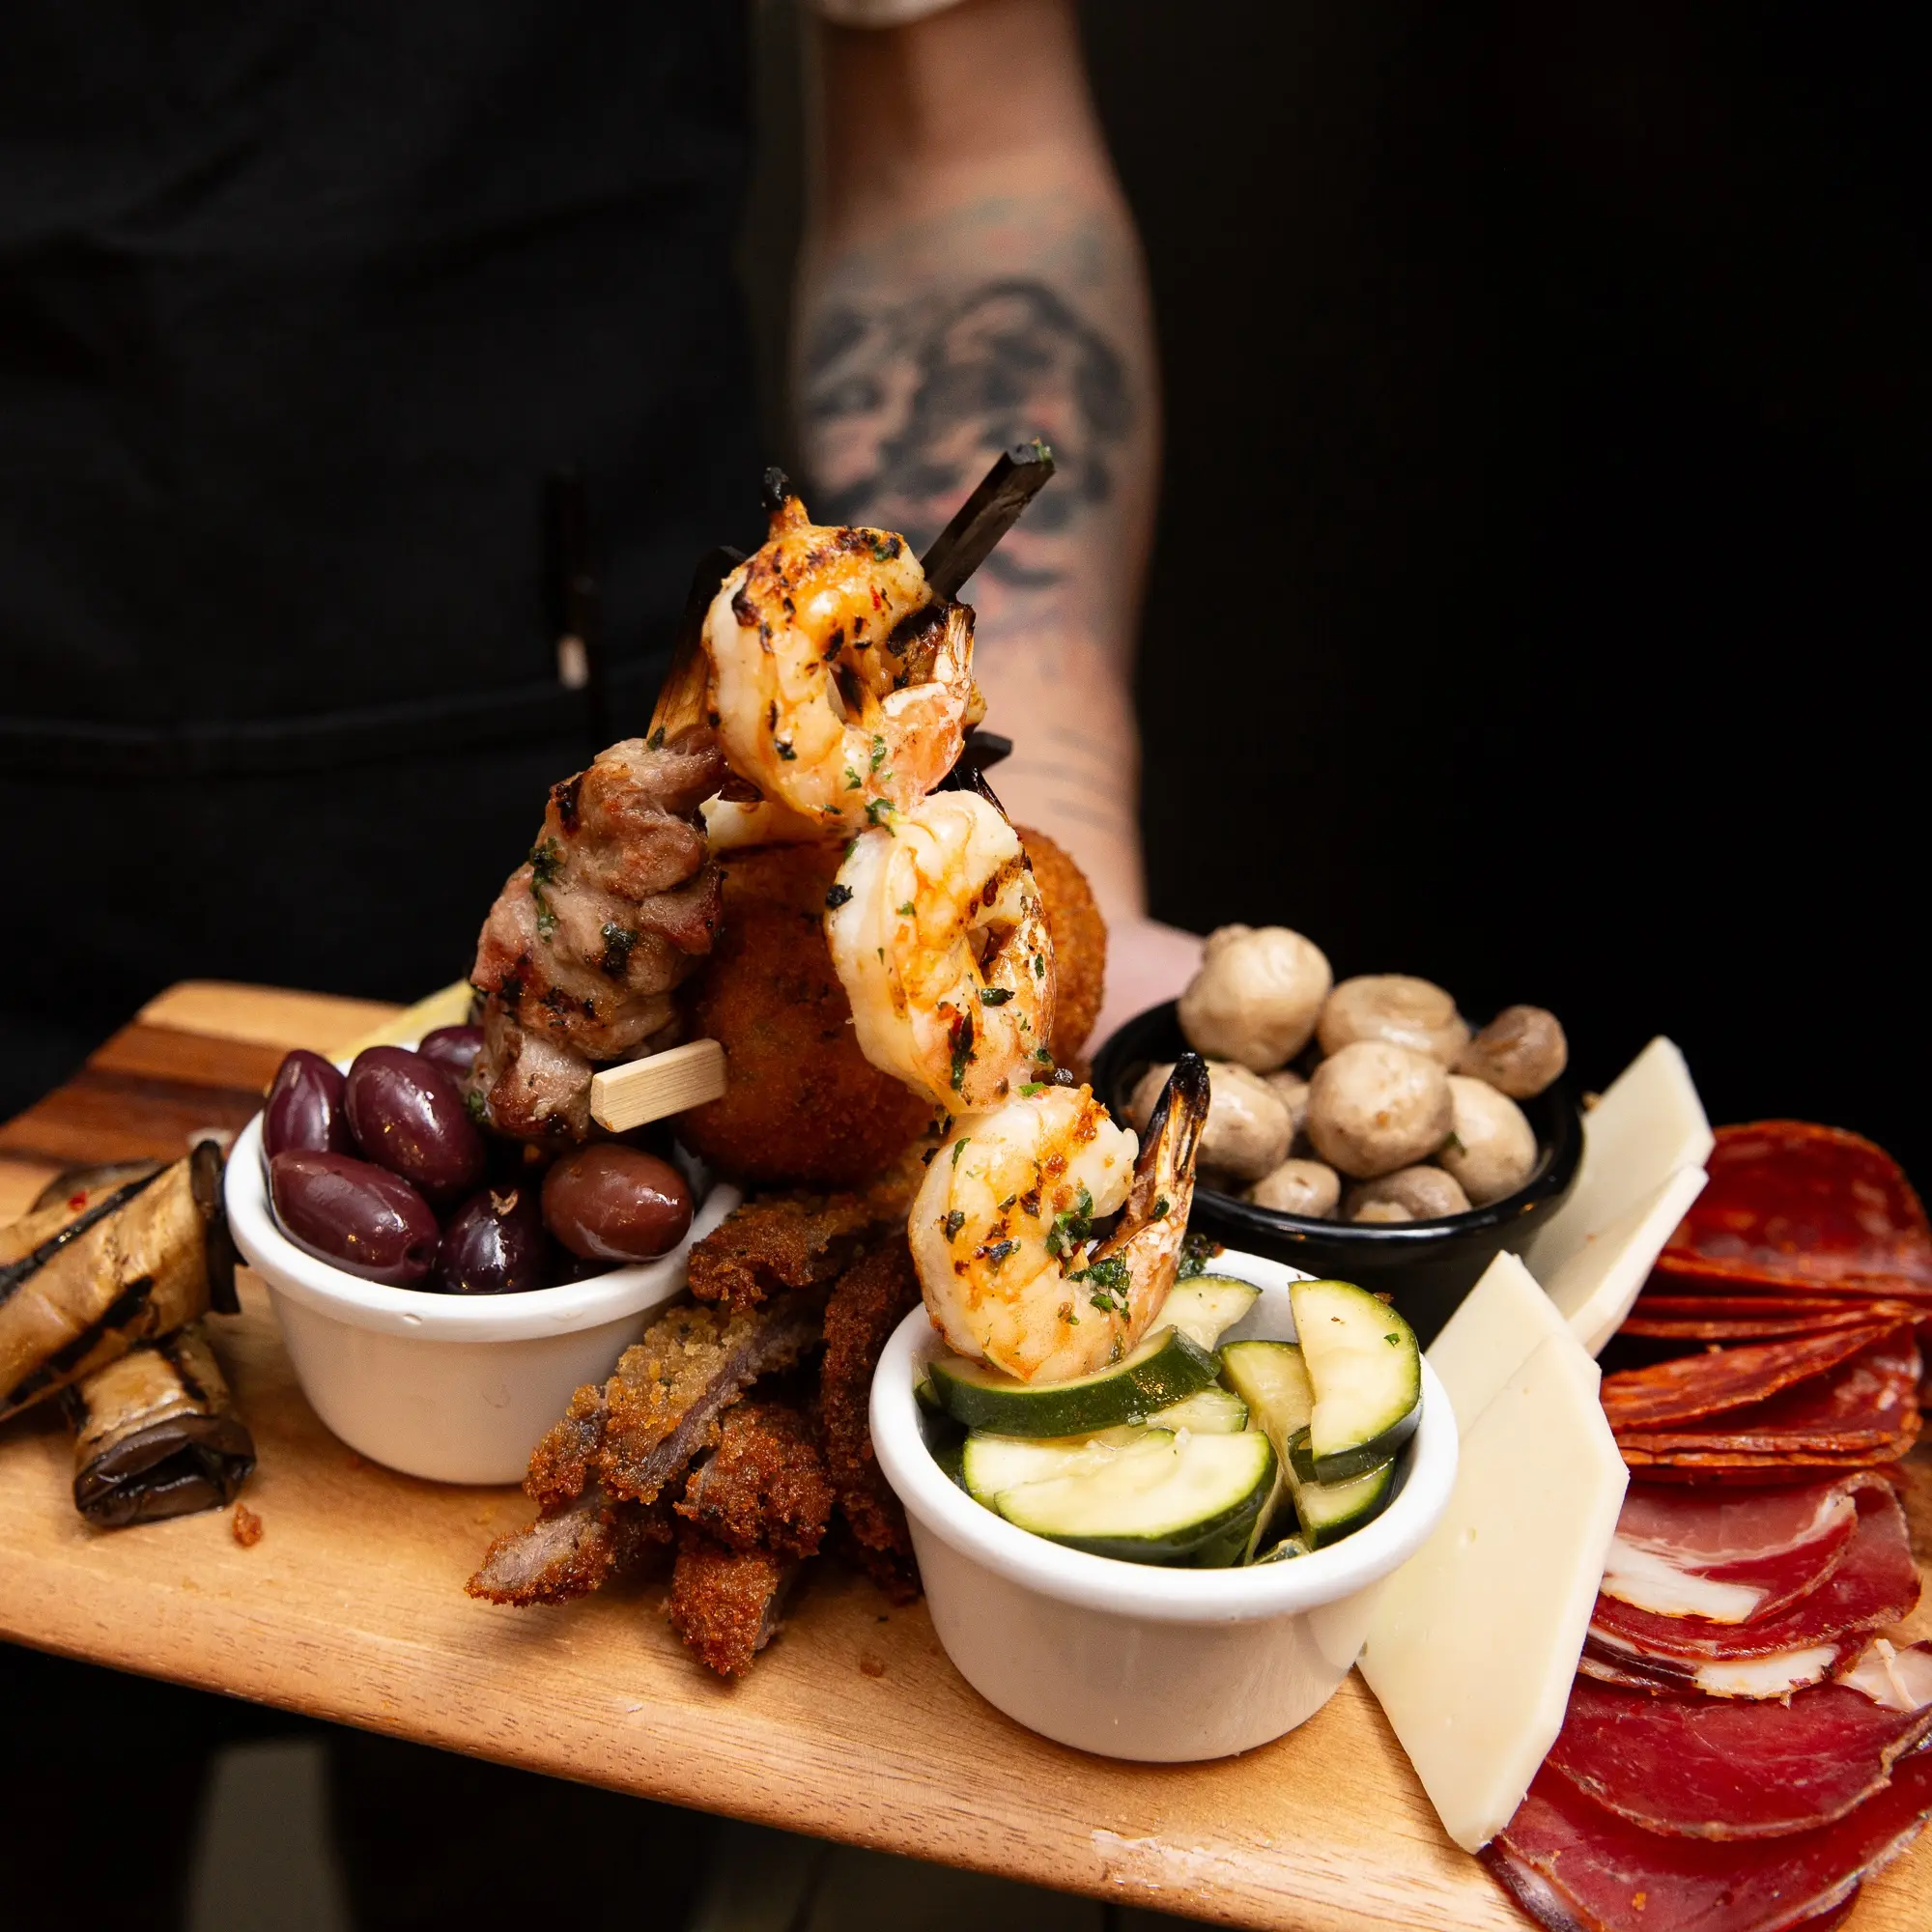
xmin=344 ymin=1045 xmax=486 ymax=1203
xmin=263 ymin=1050 xmax=354 ymax=1160
xmin=434 ymin=1185 xmax=552 ymax=1294
xmin=418 ymin=1024 xmax=485 ymax=1081
xmin=542 ymin=1145 xmax=693 ymax=1262
xmin=269 ymin=1151 xmax=439 ymax=1286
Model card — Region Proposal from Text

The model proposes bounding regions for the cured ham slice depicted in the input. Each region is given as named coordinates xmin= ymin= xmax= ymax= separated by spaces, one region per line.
xmin=1577 ymin=1634 xmax=1869 ymax=1699
xmin=1621 ymin=1438 xmax=1921 ymax=1481
xmin=1547 ymin=1654 xmax=1932 ymax=1838
xmin=1621 ymin=1296 xmax=1920 ymax=1343
xmin=1485 ymin=1748 xmax=1932 ymax=1932
xmin=1658 ymin=1121 xmax=1932 ymax=1304
xmin=1600 ymin=1479 xmax=1873 ymax=1624
xmin=1588 ymin=1486 xmax=1918 ymax=1679
xmin=1613 ymin=1333 xmax=1921 ymax=1459
xmin=1601 ymin=1323 xmax=1904 ymax=1431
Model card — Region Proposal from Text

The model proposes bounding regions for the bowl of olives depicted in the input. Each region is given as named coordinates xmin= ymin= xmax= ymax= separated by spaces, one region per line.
xmin=224 ymin=1037 xmax=739 ymax=1485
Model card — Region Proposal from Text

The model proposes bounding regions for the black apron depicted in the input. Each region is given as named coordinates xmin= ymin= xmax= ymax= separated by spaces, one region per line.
xmin=0 ymin=1 xmax=760 ymax=1107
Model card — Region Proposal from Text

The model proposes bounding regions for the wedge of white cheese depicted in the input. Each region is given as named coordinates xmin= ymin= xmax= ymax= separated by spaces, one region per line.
xmin=1546 ymin=1163 xmax=1711 ymax=1355
xmin=1426 ymin=1252 xmax=1571 ymax=1435
xmin=1521 ymin=1036 xmax=1713 ymax=1286
xmin=1360 ymin=1316 xmax=1626 ymax=1853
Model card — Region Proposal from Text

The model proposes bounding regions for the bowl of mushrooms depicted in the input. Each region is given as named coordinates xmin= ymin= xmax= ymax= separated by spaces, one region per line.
xmin=1091 ymin=926 xmax=1582 ymax=1346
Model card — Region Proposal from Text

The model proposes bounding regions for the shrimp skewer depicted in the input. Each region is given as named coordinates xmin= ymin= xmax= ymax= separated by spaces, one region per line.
xmin=825 ymin=789 xmax=1054 ymax=1115
xmin=701 ymin=493 xmax=978 ymax=838
xmin=907 ymin=1059 xmax=1210 ymax=1383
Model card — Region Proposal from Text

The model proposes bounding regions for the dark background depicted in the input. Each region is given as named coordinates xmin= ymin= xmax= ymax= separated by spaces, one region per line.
xmin=1094 ymin=4 xmax=1924 ymax=1174
xmin=6 ymin=1 xmax=1925 ymax=1184
xmin=736 ymin=2 xmax=1925 ymax=1178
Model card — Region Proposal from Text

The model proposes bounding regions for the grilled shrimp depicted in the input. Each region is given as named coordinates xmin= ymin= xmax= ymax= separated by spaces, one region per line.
xmin=825 ymin=789 xmax=1054 ymax=1115
xmin=702 ymin=494 xmax=976 ymax=835
xmin=908 ymin=1060 xmax=1211 ymax=1382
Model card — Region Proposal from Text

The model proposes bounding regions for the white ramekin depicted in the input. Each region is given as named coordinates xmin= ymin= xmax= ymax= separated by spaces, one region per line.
xmin=870 ymin=1248 xmax=1458 ymax=1761
xmin=226 ymin=1111 xmax=739 ymax=1485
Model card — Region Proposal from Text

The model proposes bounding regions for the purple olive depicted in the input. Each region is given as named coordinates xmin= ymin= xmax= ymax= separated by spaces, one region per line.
xmin=344 ymin=1045 xmax=486 ymax=1203
xmin=269 ymin=1151 xmax=439 ymax=1286
xmin=263 ymin=1050 xmax=354 ymax=1160
xmin=542 ymin=1145 xmax=693 ymax=1262
xmin=418 ymin=1024 xmax=485 ymax=1081
xmin=434 ymin=1185 xmax=552 ymax=1294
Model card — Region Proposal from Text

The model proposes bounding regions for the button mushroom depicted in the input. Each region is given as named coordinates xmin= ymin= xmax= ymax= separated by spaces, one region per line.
xmin=1247 ymin=1158 xmax=1341 ymax=1218
xmin=1303 ymin=1040 xmax=1455 ymax=1179
xmin=1455 ymin=1005 xmax=1569 ymax=1099
xmin=1437 ymin=1075 xmax=1540 ymax=1206
xmin=1177 ymin=925 xmax=1333 ymax=1071
xmin=1351 ymin=1200 xmax=1414 ymax=1224
xmin=1128 ymin=1058 xmax=1293 ymax=1184
xmin=1343 ymin=1165 xmax=1471 ymax=1222
xmin=1317 ymin=974 xmax=1470 ymax=1066
xmin=1263 ymin=1069 xmax=1311 ymax=1140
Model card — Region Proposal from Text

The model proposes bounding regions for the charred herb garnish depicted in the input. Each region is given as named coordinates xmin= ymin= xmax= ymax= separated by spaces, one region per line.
xmin=943 ymin=1209 xmax=965 ymax=1241
xmin=825 ymin=883 xmax=854 ymax=910
xmin=527 ymin=838 xmax=564 ymax=940
xmin=1072 ymin=1256 xmax=1131 ymax=1315
xmin=979 ymin=986 xmax=1012 ymax=1006
xmin=949 ymin=1010 xmax=976 ymax=1092
xmin=598 ymin=923 xmax=639 ymax=977
xmin=1177 ymin=1230 xmax=1221 ymax=1280
xmin=1044 ymin=1183 xmax=1094 ymax=1260
xmin=976 ymin=1239 xmax=1017 ymax=1270
xmin=896 ymin=901 xmax=917 ymax=917
xmin=775 ymin=740 xmax=797 ymax=761
xmin=951 ymin=1137 xmax=972 ymax=1168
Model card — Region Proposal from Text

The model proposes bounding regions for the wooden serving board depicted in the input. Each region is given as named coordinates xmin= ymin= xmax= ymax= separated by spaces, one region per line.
xmin=4 ymin=983 xmax=1931 ymax=1932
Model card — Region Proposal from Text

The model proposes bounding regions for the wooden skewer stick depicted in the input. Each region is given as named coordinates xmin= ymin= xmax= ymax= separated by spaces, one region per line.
xmin=921 ymin=440 xmax=1057 ymax=601
xmin=588 ymin=1039 xmax=728 ymax=1134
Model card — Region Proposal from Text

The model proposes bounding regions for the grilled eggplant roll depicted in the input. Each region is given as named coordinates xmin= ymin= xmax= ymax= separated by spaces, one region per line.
xmin=0 ymin=1141 xmax=239 ymax=1421
xmin=65 ymin=1323 xmax=256 ymax=1526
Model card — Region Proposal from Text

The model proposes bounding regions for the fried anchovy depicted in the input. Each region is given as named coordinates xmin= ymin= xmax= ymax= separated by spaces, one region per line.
xmin=468 ymin=1291 xmax=823 ymax=1607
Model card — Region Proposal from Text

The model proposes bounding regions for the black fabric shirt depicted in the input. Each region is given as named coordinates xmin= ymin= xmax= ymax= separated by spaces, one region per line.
xmin=0 ymin=3 xmax=761 ymax=1101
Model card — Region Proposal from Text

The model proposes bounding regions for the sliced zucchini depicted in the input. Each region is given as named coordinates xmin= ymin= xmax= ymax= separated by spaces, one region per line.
xmin=991 ymin=1428 xmax=1276 ymax=1568
xmin=959 ymin=1426 xmax=1142 ymax=1506
xmin=1157 ymin=1274 xmax=1261 ymax=1350
xmin=1290 ymin=1458 xmax=1395 ymax=1548
xmin=925 ymin=1326 xmax=1219 ymax=1436
xmin=1219 ymin=1340 xmax=1313 ymax=1560
xmin=1290 ymin=1279 xmax=1422 ymax=1482
xmin=1254 ymin=1534 xmax=1311 ymax=1564
xmin=1149 ymin=1385 xmax=1249 ymax=1435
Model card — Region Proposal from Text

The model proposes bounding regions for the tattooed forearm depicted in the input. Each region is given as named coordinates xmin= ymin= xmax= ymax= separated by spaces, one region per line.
xmin=799 ymin=4 xmax=1158 ymax=912
xmin=804 ymin=275 xmax=1134 ymax=593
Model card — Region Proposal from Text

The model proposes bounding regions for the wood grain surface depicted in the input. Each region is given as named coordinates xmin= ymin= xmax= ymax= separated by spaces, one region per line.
xmin=3 ymin=983 xmax=1930 ymax=1932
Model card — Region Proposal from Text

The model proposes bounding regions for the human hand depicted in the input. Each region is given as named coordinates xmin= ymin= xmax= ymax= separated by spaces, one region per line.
xmin=1089 ymin=915 xmax=1203 ymax=1063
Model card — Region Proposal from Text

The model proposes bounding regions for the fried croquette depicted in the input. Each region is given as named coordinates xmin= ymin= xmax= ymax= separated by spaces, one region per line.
xmin=1016 ymin=824 xmax=1107 ymax=1063
xmin=667 ymin=1532 xmax=794 ymax=1678
xmin=675 ymin=1402 xmax=833 ymax=1558
xmin=676 ymin=840 xmax=931 ymax=1187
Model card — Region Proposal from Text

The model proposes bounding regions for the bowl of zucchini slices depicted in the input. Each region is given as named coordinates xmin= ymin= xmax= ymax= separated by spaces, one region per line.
xmin=869 ymin=1252 xmax=1458 ymax=1762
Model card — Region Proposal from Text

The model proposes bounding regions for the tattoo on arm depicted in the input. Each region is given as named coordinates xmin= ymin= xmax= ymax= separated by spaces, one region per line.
xmin=803 ymin=274 xmax=1135 ymax=592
